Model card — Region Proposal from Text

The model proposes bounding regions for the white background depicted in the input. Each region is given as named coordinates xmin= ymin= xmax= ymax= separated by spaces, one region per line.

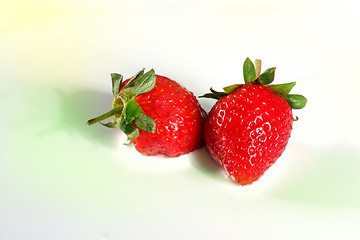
xmin=1 ymin=0 xmax=360 ymax=239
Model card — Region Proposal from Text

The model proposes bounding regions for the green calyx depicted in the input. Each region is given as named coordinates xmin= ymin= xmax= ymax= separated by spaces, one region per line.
xmin=86 ymin=69 xmax=157 ymax=141
xmin=200 ymin=57 xmax=307 ymax=110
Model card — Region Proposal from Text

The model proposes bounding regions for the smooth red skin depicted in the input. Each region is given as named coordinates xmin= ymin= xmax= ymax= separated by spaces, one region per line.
xmin=121 ymin=75 xmax=205 ymax=157
xmin=204 ymin=83 xmax=293 ymax=185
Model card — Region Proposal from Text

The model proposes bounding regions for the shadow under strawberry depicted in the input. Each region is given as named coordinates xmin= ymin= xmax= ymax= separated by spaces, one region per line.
xmin=269 ymin=145 xmax=360 ymax=209
xmin=40 ymin=87 xmax=120 ymax=148
xmin=190 ymin=147 xmax=224 ymax=178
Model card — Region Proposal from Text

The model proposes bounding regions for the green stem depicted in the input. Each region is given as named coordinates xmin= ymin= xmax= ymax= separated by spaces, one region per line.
xmin=255 ymin=59 xmax=261 ymax=78
xmin=86 ymin=106 xmax=123 ymax=126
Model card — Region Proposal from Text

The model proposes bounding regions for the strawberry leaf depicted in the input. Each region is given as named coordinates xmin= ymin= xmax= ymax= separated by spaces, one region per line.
xmin=199 ymin=88 xmax=227 ymax=100
xmin=124 ymin=98 xmax=142 ymax=124
xmin=127 ymin=127 xmax=139 ymax=141
xmin=266 ymin=82 xmax=296 ymax=96
xmin=124 ymin=68 xmax=145 ymax=89
xmin=259 ymin=67 xmax=276 ymax=85
xmin=285 ymin=94 xmax=307 ymax=109
xmin=223 ymin=84 xmax=243 ymax=94
xmin=100 ymin=119 xmax=118 ymax=128
xmin=111 ymin=73 xmax=123 ymax=96
xmin=123 ymin=69 xmax=156 ymax=99
xmin=119 ymin=116 xmax=134 ymax=134
xmin=133 ymin=69 xmax=156 ymax=96
xmin=120 ymin=118 xmax=139 ymax=141
xmin=243 ymin=58 xmax=256 ymax=83
xmin=134 ymin=113 xmax=156 ymax=133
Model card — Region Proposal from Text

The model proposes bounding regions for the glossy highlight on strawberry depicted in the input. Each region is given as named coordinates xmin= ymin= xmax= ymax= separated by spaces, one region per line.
xmin=201 ymin=58 xmax=307 ymax=185
xmin=87 ymin=69 xmax=205 ymax=158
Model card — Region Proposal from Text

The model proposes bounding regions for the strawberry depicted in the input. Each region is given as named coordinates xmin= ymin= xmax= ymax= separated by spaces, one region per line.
xmin=87 ymin=69 xmax=205 ymax=157
xmin=200 ymin=58 xmax=307 ymax=185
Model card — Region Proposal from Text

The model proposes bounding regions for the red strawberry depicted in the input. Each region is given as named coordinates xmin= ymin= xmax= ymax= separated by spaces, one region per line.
xmin=87 ymin=69 xmax=205 ymax=157
xmin=201 ymin=58 xmax=307 ymax=185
